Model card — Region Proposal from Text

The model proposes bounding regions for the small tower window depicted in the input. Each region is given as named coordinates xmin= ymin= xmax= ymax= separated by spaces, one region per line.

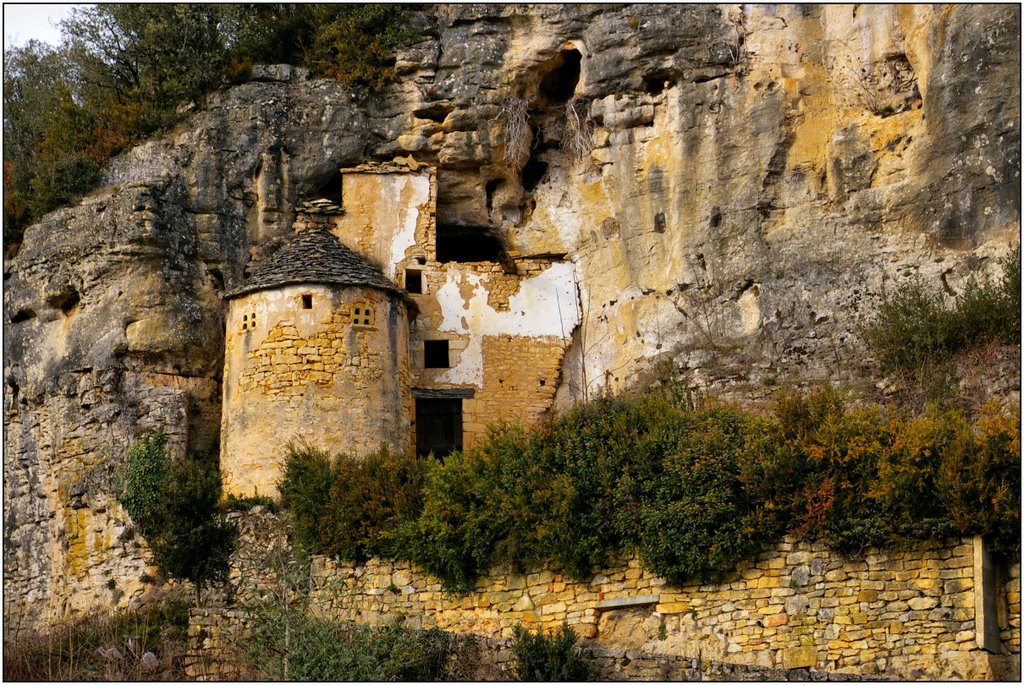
xmin=352 ymin=305 xmax=374 ymax=327
xmin=405 ymin=269 xmax=423 ymax=294
xmin=302 ymin=294 xmax=313 ymax=309
xmin=241 ymin=312 xmax=256 ymax=331
xmin=424 ymin=340 xmax=450 ymax=368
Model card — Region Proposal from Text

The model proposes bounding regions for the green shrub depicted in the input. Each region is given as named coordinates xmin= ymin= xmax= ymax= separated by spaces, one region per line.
xmin=148 ymin=458 xmax=237 ymax=605
xmin=860 ymin=278 xmax=955 ymax=376
xmin=244 ymin=610 xmax=466 ymax=681
xmin=534 ymin=394 xmax=688 ymax=580
xmin=400 ymin=445 xmax=509 ymax=593
xmin=511 ymin=623 xmax=596 ymax=681
xmin=278 ymin=441 xmax=335 ymax=555
xmin=119 ymin=430 xmax=171 ymax=540
xmin=862 ymin=250 xmax=1021 ymax=403
xmin=635 ymin=405 xmax=766 ymax=584
xmin=320 ymin=445 xmax=430 ymax=562
xmin=118 ymin=431 xmax=237 ymax=605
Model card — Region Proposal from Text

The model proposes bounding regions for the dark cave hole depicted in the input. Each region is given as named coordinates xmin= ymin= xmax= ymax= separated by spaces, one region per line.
xmin=539 ymin=48 xmax=582 ymax=103
xmin=413 ymin=103 xmax=453 ymax=123
xmin=8 ymin=377 xmax=18 ymax=404
xmin=312 ymin=169 xmax=344 ymax=202
xmin=436 ymin=223 xmax=507 ymax=263
xmin=643 ymin=71 xmax=670 ymax=95
xmin=485 ymin=179 xmax=501 ymax=215
xmin=521 ymin=158 xmax=549 ymax=192
xmin=710 ymin=207 xmax=722 ymax=228
xmin=47 ymin=286 xmax=80 ymax=316
xmin=209 ymin=268 xmax=224 ymax=291
xmin=10 ymin=309 xmax=36 ymax=324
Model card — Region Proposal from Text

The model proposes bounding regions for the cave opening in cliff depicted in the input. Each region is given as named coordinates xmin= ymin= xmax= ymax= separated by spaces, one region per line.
xmin=47 ymin=287 xmax=80 ymax=316
xmin=521 ymin=157 xmax=548 ymax=193
xmin=644 ymin=71 xmax=670 ymax=95
xmin=313 ymin=170 xmax=344 ymax=202
xmin=435 ymin=223 xmax=506 ymax=263
xmin=539 ymin=48 xmax=582 ymax=103
xmin=485 ymin=179 xmax=501 ymax=215
xmin=10 ymin=309 xmax=36 ymax=324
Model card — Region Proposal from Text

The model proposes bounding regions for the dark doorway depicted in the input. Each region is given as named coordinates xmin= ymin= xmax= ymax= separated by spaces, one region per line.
xmin=415 ymin=398 xmax=462 ymax=457
xmin=435 ymin=224 xmax=506 ymax=263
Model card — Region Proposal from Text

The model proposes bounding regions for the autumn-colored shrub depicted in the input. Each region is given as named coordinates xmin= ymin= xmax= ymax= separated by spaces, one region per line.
xmin=320 ymin=446 xmax=430 ymax=562
xmin=280 ymin=386 xmax=1018 ymax=593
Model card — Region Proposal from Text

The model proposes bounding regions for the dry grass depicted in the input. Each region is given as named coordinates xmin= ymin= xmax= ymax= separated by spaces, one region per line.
xmin=499 ymin=97 xmax=531 ymax=166
xmin=562 ymin=96 xmax=593 ymax=162
xmin=3 ymin=601 xmax=191 ymax=681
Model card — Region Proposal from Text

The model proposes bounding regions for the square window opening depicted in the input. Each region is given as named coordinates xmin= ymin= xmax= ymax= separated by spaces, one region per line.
xmin=424 ymin=340 xmax=450 ymax=368
xmin=302 ymin=294 xmax=313 ymax=309
xmin=405 ymin=269 xmax=423 ymax=294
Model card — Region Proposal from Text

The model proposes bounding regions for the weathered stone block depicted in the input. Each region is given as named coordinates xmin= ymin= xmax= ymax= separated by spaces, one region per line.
xmin=783 ymin=646 xmax=818 ymax=669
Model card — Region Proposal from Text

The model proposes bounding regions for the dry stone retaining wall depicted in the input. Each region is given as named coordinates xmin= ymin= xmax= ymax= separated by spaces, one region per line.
xmin=300 ymin=537 xmax=1018 ymax=680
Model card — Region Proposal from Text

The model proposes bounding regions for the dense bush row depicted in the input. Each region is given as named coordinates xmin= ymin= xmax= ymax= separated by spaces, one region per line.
xmin=3 ymin=5 xmax=418 ymax=242
xmin=280 ymin=389 xmax=1020 ymax=593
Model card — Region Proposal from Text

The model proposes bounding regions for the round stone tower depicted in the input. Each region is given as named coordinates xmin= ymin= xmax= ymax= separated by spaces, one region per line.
xmin=220 ymin=228 xmax=413 ymax=498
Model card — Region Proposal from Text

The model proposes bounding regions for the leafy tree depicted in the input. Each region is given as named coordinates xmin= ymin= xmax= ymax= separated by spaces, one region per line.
xmin=3 ymin=4 xmax=421 ymax=238
xmin=119 ymin=430 xmax=237 ymax=606
xmin=61 ymin=4 xmax=230 ymax=136
xmin=303 ymin=5 xmax=420 ymax=92
xmin=2 ymin=41 xmax=95 ymax=242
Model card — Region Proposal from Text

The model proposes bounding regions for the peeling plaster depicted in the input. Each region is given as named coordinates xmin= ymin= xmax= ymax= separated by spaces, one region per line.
xmin=434 ymin=262 xmax=580 ymax=387
xmin=387 ymin=175 xmax=430 ymax=280
xmin=436 ymin=262 xmax=580 ymax=337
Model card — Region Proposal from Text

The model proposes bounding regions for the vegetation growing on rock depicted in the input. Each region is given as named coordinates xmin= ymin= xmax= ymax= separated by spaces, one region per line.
xmin=119 ymin=431 xmax=237 ymax=606
xmin=2 ymin=4 xmax=418 ymax=241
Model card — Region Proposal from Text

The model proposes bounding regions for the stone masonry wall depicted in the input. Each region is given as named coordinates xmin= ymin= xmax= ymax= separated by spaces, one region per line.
xmin=187 ymin=607 xmax=885 ymax=682
xmin=220 ymin=284 xmax=412 ymax=497
xmin=300 ymin=537 xmax=1019 ymax=680
xmin=460 ymin=335 xmax=566 ymax=445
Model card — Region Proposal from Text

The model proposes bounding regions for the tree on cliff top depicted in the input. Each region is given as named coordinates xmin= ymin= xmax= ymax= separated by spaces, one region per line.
xmin=119 ymin=431 xmax=237 ymax=606
xmin=2 ymin=4 xmax=419 ymax=242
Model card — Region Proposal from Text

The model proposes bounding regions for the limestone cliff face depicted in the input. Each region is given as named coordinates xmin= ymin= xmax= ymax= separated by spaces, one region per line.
xmin=3 ymin=5 xmax=1019 ymax=631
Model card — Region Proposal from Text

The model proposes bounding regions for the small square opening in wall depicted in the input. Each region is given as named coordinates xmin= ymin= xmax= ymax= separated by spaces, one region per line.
xmin=405 ymin=269 xmax=423 ymax=294
xmin=302 ymin=294 xmax=313 ymax=309
xmin=424 ymin=340 xmax=450 ymax=368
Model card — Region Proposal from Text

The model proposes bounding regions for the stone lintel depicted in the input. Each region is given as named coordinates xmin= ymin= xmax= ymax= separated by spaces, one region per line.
xmin=595 ymin=594 xmax=660 ymax=610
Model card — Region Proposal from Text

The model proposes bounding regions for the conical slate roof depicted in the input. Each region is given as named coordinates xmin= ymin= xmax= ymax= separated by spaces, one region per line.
xmin=225 ymin=228 xmax=406 ymax=300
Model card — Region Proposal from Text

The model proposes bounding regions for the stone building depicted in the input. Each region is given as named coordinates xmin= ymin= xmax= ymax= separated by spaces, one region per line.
xmin=220 ymin=161 xmax=581 ymax=496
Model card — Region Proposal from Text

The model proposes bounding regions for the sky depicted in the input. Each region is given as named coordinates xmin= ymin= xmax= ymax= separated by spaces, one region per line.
xmin=3 ymin=4 xmax=82 ymax=49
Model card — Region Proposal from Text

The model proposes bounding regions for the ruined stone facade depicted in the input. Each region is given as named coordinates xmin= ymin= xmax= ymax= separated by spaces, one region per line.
xmin=330 ymin=164 xmax=579 ymax=451
xmin=220 ymin=162 xmax=579 ymax=495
